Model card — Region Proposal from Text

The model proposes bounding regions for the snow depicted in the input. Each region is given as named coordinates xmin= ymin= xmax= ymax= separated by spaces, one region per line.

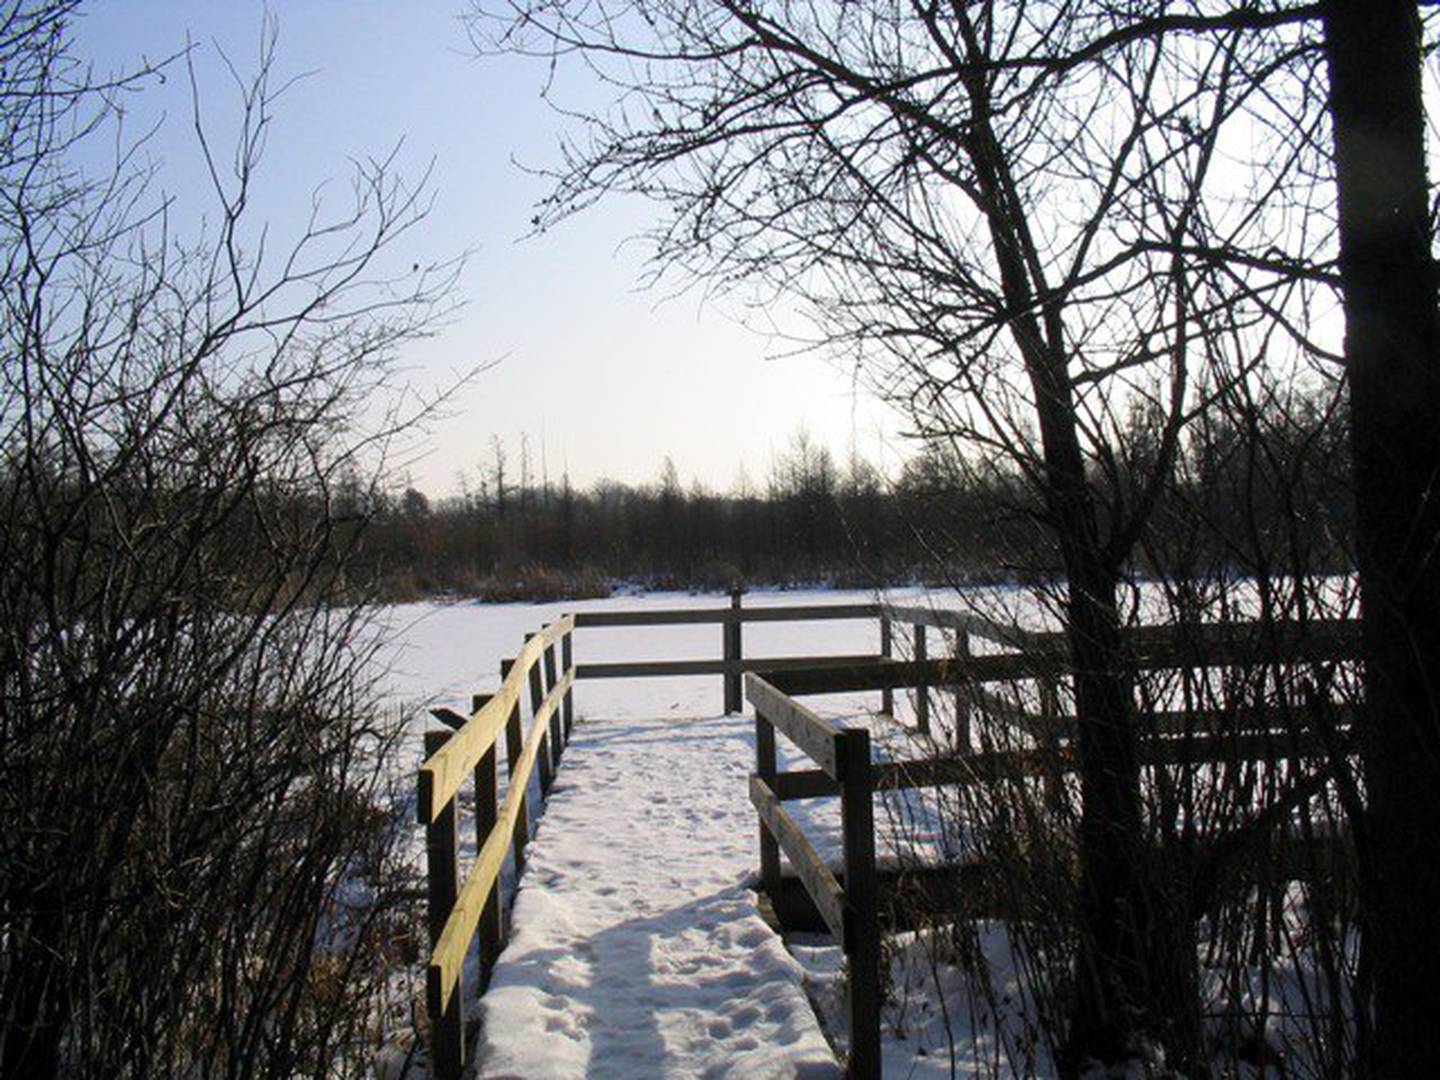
xmin=473 ymin=711 xmax=841 ymax=1078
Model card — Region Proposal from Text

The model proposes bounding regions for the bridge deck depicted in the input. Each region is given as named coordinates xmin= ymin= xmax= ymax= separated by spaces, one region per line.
xmin=473 ymin=711 xmax=842 ymax=1079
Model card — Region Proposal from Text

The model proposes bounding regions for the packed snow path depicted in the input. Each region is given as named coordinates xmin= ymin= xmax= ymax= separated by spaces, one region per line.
xmin=473 ymin=711 xmax=842 ymax=1079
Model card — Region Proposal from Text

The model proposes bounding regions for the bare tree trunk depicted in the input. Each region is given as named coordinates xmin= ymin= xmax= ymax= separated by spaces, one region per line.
xmin=1323 ymin=1 xmax=1440 ymax=1073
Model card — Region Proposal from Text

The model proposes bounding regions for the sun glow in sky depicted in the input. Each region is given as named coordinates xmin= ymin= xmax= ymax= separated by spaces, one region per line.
xmin=72 ymin=1 xmax=905 ymax=497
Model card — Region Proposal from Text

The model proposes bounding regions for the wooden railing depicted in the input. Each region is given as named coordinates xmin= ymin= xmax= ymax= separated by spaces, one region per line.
xmin=416 ymin=615 xmax=575 ymax=1080
xmin=417 ymin=596 xmax=1361 ymax=1079
xmin=748 ymin=672 xmax=882 ymax=1078
xmin=572 ymin=590 xmax=883 ymax=711
xmin=746 ymin=611 xmax=1363 ymax=1079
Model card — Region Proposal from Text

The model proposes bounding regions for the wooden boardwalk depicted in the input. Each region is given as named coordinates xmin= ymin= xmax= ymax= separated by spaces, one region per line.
xmin=471 ymin=711 xmax=841 ymax=1079
xmin=416 ymin=597 xmax=1361 ymax=1078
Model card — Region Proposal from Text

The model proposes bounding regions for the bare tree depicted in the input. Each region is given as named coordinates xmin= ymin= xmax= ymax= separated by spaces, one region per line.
xmin=471 ymin=1 xmax=1353 ymax=1068
xmin=0 ymin=5 xmax=457 ymax=1076
xmin=1321 ymin=3 xmax=1440 ymax=1074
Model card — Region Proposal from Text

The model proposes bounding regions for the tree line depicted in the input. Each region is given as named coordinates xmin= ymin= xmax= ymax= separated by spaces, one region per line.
xmin=362 ymin=384 xmax=1352 ymax=600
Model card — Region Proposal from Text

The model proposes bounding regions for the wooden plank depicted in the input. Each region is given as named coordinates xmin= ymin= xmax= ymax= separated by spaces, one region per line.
xmin=746 ymin=674 xmax=844 ymax=779
xmin=749 ymin=775 xmax=847 ymax=942
xmin=772 ymin=768 xmax=841 ymax=800
xmin=471 ymin=694 xmax=502 ymax=988
xmin=418 ymin=685 xmax=514 ymax=824
xmin=578 ymin=659 xmax=728 ymax=679
xmin=543 ymin=635 xmax=562 ymax=767
xmin=576 ymin=653 xmax=890 ymax=681
xmin=741 ymin=653 xmax=887 ymax=674
xmin=426 ymin=964 xmax=464 ymax=1080
xmin=881 ymin=603 xmax=1038 ymax=650
xmin=766 ymin=654 xmax=1064 ymax=696
xmin=417 ymin=616 xmax=573 ymax=823
xmin=561 ymin=627 xmax=575 ymax=739
xmin=428 ymin=667 xmax=574 ymax=1015
xmin=755 ymin=709 xmax=781 ymax=895
xmin=575 ymin=608 xmax=735 ymax=627
xmin=422 ymin=728 xmax=463 ymax=1080
xmin=573 ymin=602 xmax=878 ymax=628
xmin=914 ymin=623 xmax=930 ymax=734
xmin=526 ymin=634 xmax=553 ymax=795
xmin=501 ymin=659 xmax=529 ymax=872
xmin=731 ymin=603 xmax=879 ymax=623
xmin=423 ymin=730 xmax=460 ymax=948
xmin=724 ymin=589 xmax=743 ymax=714
xmin=879 ymin=613 xmax=894 ymax=715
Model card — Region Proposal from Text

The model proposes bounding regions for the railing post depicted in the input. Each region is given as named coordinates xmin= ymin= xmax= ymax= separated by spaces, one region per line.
xmin=755 ymin=707 xmax=781 ymax=896
xmin=524 ymin=633 xmax=554 ymax=794
xmin=879 ymin=611 xmax=894 ymax=716
xmin=423 ymin=728 xmax=464 ymax=1080
xmin=724 ymin=588 xmax=743 ymax=714
xmin=914 ymin=622 xmax=930 ymax=735
xmin=955 ymin=629 xmax=972 ymax=754
xmin=840 ymin=727 xmax=880 ymax=1079
xmin=471 ymin=692 xmax=503 ymax=989
xmin=561 ymin=619 xmax=574 ymax=740
xmin=500 ymin=657 xmax=530 ymax=870
xmin=542 ymin=627 xmax=562 ymax=766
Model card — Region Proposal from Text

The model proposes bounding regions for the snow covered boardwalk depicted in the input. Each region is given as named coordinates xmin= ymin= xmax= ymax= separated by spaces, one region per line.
xmin=473 ymin=711 xmax=842 ymax=1079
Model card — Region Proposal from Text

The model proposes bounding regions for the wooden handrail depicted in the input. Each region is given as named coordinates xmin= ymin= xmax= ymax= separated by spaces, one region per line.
xmin=749 ymin=672 xmax=881 ymax=1077
xmin=749 ymin=775 xmax=847 ymax=941
xmin=428 ymin=667 xmax=573 ymax=1016
xmin=418 ymin=615 xmax=574 ymax=823
xmin=574 ymin=602 xmax=878 ymax=627
xmin=419 ymin=615 xmax=576 ymax=1080
xmin=747 ymin=673 xmax=845 ymax=780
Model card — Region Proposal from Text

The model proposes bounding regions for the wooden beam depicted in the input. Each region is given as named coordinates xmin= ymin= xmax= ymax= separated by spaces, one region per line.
xmin=418 ymin=689 xmax=512 ymax=825
xmin=749 ymin=775 xmax=847 ymax=942
xmin=417 ymin=615 xmax=575 ymax=823
xmin=746 ymin=674 xmax=844 ymax=780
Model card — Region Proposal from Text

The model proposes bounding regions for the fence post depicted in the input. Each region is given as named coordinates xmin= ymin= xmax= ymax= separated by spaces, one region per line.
xmin=423 ymin=728 xmax=464 ymax=1080
xmin=724 ymin=588 xmax=743 ymax=714
xmin=561 ymin=619 xmax=575 ymax=740
xmin=955 ymin=630 xmax=972 ymax=754
xmin=500 ymin=657 xmax=530 ymax=870
xmin=755 ymin=707 xmax=781 ymax=897
xmin=840 ymin=727 xmax=880 ymax=1079
xmin=542 ymin=628 xmax=562 ymax=766
xmin=914 ymin=622 xmax=930 ymax=735
xmin=524 ymin=633 xmax=553 ymax=795
xmin=879 ymin=611 xmax=894 ymax=716
xmin=471 ymin=693 xmax=503 ymax=989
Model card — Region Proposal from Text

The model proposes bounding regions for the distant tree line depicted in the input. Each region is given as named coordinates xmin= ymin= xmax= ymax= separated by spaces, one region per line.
xmin=360 ymin=386 xmax=1352 ymax=600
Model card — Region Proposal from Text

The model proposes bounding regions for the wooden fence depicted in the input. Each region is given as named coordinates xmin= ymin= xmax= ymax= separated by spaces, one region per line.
xmin=746 ymin=607 xmax=1363 ymax=1079
xmin=416 ymin=616 xmax=575 ymax=1080
xmin=416 ymin=596 xmax=1362 ymax=1079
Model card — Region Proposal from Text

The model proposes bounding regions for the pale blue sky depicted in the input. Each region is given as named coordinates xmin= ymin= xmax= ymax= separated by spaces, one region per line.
xmin=70 ymin=1 xmax=904 ymax=496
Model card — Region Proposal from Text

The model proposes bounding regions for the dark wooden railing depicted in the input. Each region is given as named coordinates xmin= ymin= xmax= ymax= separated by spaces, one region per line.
xmin=572 ymin=590 xmax=882 ymax=711
xmin=748 ymin=672 xmax=882 ymax=1077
